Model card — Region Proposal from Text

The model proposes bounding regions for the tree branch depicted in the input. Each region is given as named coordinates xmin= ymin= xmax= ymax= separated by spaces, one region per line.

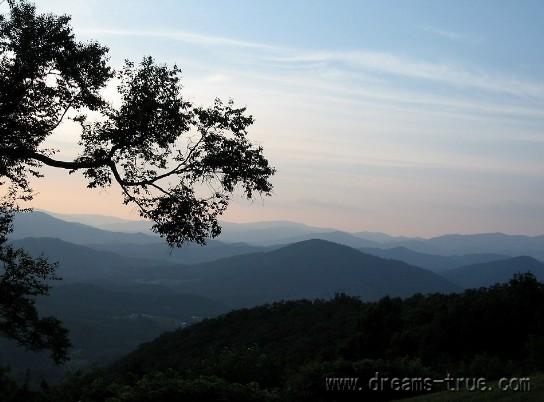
xmin=3 ymin=149 xmax=104 ymax=170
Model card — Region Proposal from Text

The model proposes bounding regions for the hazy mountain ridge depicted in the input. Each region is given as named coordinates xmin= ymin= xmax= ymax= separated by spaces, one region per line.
xmin=354 ymin=231 xmax=424 ymax=244
xmin=443 ymin=256 xmax=544 ymax=289
xmin=9 ymin=237 xmax=170 ymax=282
xmin=13 ymin=212 xmax=544 ymax=288
xmin=89 ymin=239 xmax=270 ymax=265
xmin=11 ymin=235 xmax=458 ymax=307
xmin=12 ymin=212 xmax=160 ymax=245
xmin=153 ymin=239 xmax=459 ymax=307
xmin=37 ymin=210 xmax=544 ymax=259
xmin=360 ymin=246 xmax=509 ymax=273
xmin=387 ymin=233 xmax=544 ymax=259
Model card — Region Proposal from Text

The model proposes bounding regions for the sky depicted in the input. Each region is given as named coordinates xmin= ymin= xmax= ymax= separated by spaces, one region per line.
xmin=10 ymin=0 xmax=544 ymax=236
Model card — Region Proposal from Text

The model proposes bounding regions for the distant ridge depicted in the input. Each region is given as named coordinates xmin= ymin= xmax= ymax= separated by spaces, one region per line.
xmin=12 ymin=211 xmax=161 ymax=245
xmin=388 ymin=233 xmax=544 ymax=259
xmin=10 ymin=233 xmax=458 ymax=308
xmin=9 ymin=237 xmax=165 ymax=282
xmin=35 ymin=211 xmax=544 ymax=260
xmin=360 ymin=246 xmax=508 ymax=273
xmin=442 ymin=256 xmax=544 ymax=289
xmin=90 ymin=239 xmax=267 ymax=264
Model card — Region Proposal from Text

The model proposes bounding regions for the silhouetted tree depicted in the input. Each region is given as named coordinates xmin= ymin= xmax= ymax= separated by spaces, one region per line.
xmin=0 ymin=200 xmax=70 ymax=364
xmin=0 ymin=0 xmax=274 ymax=362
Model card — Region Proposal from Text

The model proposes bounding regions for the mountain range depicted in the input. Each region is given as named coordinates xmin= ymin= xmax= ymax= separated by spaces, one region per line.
xmin=10 ymin=236 xmax=457 ymax=306
xmin=360 ymin=246 xmax=509 ymax=273
xmin=13 ymin=211 xmax=160 ymax=245
xmin=155 ymin=239 xmax=459 ymax=307
xmin=38 ymin=210 xmax=544 ymax=259
xmin=5 ymin=210 xmax=544 ymax=385
xmin=11 ymin=211 xmax=544 ymax=289
xmin=442 ymin=256 xmax=544 ymax=289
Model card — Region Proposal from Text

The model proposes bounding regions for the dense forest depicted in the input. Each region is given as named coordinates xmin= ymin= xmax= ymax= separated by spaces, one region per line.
xmin=2 ymin=273 xmax=543 ymax=402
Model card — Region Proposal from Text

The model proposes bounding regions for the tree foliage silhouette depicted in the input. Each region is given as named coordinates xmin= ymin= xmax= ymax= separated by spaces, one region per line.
xmin=0 ymin=0 xmax=275 ymax=362
xmin=0 ymin=201 xmax=70 ymax=364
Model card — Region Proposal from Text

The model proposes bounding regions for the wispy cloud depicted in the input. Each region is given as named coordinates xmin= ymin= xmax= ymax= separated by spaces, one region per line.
xmin=420 ymin=26 xmax=468 ymax=41
xmin=74 ymin=26 xmax=544 ymax=135
xmin=35 ymin=17 xmax=544 ymax=235
xmin=78 ymin=28 xmax=276 ymax=50
xmin=420 ymin=26 xmax=485 ymax=46
xmin=265 ymin=50 xmax=544 ymax=99
xmin=80 ymin=27 xmax=543 ymax=100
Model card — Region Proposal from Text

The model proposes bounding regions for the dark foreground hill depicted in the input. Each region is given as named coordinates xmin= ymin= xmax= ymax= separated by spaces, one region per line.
xmin=397 ymin=374 xmax=544 ymax=402
xmin=0 ymin=283 xmax=228 ymax=384
xmin=443 ymin=256 xmax=544 ymax=289
xmin=23 ymin=274 xmax=544 ymax=402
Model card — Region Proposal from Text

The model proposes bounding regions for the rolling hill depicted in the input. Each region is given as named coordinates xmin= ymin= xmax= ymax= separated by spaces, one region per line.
xmin=442 ymin=256 xmax=544 ymax=289
xmin=12 ymin=211 xmax=160 ymax=245
xmin=28 ymin=211 xmax=544 ymax=261
xmin=10 ymin=236 xmax=458 ymax=308
xmin=89 ymin=239 xmax=268 ymax=264
xmin=41 ymin=210 xmax=153 ymax=232
xmin=15 ymin=211 xmax=271 ymax=264
xmin=360 ymin=246 xmax=508 ymax=273
xmin=389 ymin=233 xmax=544 ymax=260
xmin=9 ymin=237 xmax=168 ymax=282
xmin=165 ymin=239 xmax=459 ymax=307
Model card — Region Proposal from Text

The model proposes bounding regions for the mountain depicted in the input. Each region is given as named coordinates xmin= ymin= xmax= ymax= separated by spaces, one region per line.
xmin=9 ymin=237 xmax=244 ymax=287
xmin=217 ymin=224 xmax=401 ymax=248
xmin=442 ymin=256 xmax=544 ymax=289
xmin=32 ymin=211 xmax=544 ymax=260
xmin=166 ymin=239 xmax=459 ymax=308
xmin=10 ymin=236 xmax=458 ymax=307
xmin=9 ymin=237 xmax=167 ymax=282
xmin=15 ymin=211 xmax=271 ymax=264
xmin=276 ymin=230 xmax=380 ymax=248
xmin=41 ymin=211 xmax=337 ymax=244
xmin=12 ymin=211 xmax=160 ymax=245
xmin=360 ymin=246 xmax=508 ymax=273
xmin=390 ymin=233 xmax=544 ymax=260
xmin=90 ymin=239 xmax=268 ymax=264
xmin=42 ymin=210 xmax=152 ymax=232
xmin=216 ymin=220 xmax=337 ymax=245
xmin=354 ymin=231 xmax=423 ymax=244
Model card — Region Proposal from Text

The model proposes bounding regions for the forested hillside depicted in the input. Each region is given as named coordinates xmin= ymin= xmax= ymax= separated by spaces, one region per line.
xmin=7 ymin=274 xmax=541 ymax=402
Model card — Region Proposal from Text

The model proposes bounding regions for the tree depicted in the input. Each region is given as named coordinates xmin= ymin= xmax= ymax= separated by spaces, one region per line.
xmin=0 ymin=200 xmax=70 ymax=364
xmin=0 ymin=0 xmax=275 ymax=362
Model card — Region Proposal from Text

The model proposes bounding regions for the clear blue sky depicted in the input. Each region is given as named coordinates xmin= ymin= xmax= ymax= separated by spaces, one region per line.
xmin=23 ymin=1 xmax=544 ymax=236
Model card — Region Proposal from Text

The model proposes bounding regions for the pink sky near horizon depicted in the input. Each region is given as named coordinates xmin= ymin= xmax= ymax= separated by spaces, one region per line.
xmin=28 ymin=165 xmax=544 ymax=237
